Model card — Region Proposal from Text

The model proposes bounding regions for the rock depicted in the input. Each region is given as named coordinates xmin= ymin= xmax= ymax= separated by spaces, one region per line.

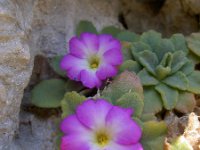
xmin=181 ymin=0 xmax=200 ymax=15
xmin=121 ymin=0 xmax=199 ymax=36
xmin=0 ymin=0 xmax=33 ymax=149
xmin=0 ymin=0 xmax=122 ymax=149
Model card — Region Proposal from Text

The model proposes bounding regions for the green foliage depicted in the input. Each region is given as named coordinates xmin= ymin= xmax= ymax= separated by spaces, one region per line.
xmin=119 ymin=60 xmax=141 ymax=74
xmin=50 ymin=55 xmax=66 ymax=77
xmin=129 ymin=30 xmax=199 ymax=113
xmin=31 ymin=79 xmax=66 ymax=108
xmin=141 ymin=121 xmax=167 ymax=150
xmin=101 ymin=71 xmax=144 ymax=103
xmin=76 ymin=20 xmax=98 ymax=36
xmin=117 ymin=31 xmax=139 ymax=42
xmin=101 ymin=26 xmax=122 ymax=37
xmin=116 ymin=92 xmax=144 ymax=118
xmin=187 ymin=32 xmax=200 ymax=64
xmin=61 ymin=91 xmax=86 ymax=118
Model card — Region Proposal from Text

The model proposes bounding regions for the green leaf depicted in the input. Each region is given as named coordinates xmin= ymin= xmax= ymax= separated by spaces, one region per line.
xmin=137 ymin=50 xmax=158 ymax=75
xmin=50 ymin=56 xmax=66 ymax=77
xmin=138 ymin=69 xmax=159 ymax=86
xmin=61 ymin=91 xmax=86 ymax=118
xmin=187 ymin=71 xmax=200 ymax=94
xmin=143 ymin=87 xmax=163 ymax=114
xmin=31 ymin=79 xmax=66 ymax=108
xmin=122 ymin=47 xmax=134 ymax=61
xmin=187 ymin=51 xmax=200 ymax=64
xmin=140 ymin=113 xmax=157 ymax=122
xmin=101 ymin=26 xmax=122 ymax=37
xmin=117 ymin=31 xmax=139 ymax=42
xmin=76 ymin=20 xmax=98 ymax=36
xmin=180 ymin=60 xmax=194 ymax=75
xmin=170 ymin=34 xmax=188 ymax=53
xmin=119 ymin=60 xmax=142 ymax=74
xmin=157 ymin=39 xmax=175 ymax=60
xmin=155 ymin=83 xmax=178 ymax=110
xmin=162 ymin=72 xmax=188 ymax=90
xmin=65 ymin=80 xmax=84 ymax=92
xmin=101 ymin=71 xmax=143 ymax=104
xmin=140 ymin=30 xmax=161 ymax=53
xmin=175 ymin=92 xmax=196 ymax=113
xmin=187 ymin=33 xmax=200 ymax=57
xmin=141 ymin=121 xmax=167 ymax=150
xmin=132 ymin=117 xmax=144 ymax=128
xmin=155 ymin=65 xmax=171 ymax=80
xmin=116 ymin=92 xmax=144 ymax=118
xmin=169 ymin=136 xmax=193 ymax=150
xmin=171 ymin=51 xmax=188 ymax=74
xmin=131 ymin=41 xmax=152 ymax=54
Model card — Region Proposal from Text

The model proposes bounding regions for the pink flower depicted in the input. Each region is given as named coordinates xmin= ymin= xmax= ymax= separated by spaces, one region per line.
xmin=60 ymin=33 xmax=123 ymax=88
xmin=60 ymin=99 xmax=143 ymax=150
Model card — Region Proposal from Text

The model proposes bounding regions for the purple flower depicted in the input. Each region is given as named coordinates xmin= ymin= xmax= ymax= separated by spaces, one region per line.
xmin=60 ymin=33 xmax=123 ymax=88
xmin=60 ymin=99 xmax=143 ymax=150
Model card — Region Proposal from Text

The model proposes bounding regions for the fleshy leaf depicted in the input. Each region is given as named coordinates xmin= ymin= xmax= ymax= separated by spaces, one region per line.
xmin=170 ymin=51 xmax=188 ymax=74
xmin=101 ymin=26 xmax=122 ymax=37
xmin=131 ymin=41 xmax=152 ymax=54
xmin=175 ymin=92 xmax=196 ymax=113
xmin=170 ymin=34 xmax=188 ymax=53
xmin=116 ymin=92 xmax=144 ymax=118
xmin=187 ymin=33 xmax=200 ymax=57
xmin=119 ymin=60 xmax=142 ymax=74
xmin=180 ymin=60 xmax=194 ymax=75
xmin=76 ymin=20 xmax=98 ymax=36
xmin=187 ymin=71 xmax=200 ymax=94
xmin=122 ymin=47 xmax=133 ymax=61
xmin=140 ymin=30 xmax=161 ymax=52
xmin=187 ymin=52 xmax=200 ymax=64
xmin=155 ymin=65 xmax=171 ymax=80
xmin=31 ymin=79 xmax=66 ymax=108
xmin=101 ymin=71 xmax=143 ymax=104
xmin=117 ymin=31 xmax=139 ymax=42
xmin=157 ymin=39 xmax=175 ymax=60
xmin=163 ymin=72 xmax=188 ymax=90
xmin=155 ymin=83 xmax=178 ymax=110
xmin=50 ymin=55 xmax=66 ymax=77
xmin=137 ymin=50 xmax=158 ymax=75
xmin=143 ymin=87 xmax=163 ymax=114
xmin=60 ymin=91 xmax=86 ymax=118
xmin=138 ymin=69 xmax=159 ymax=86
xmin=140 ymin=113 xmax=157 ymax=122
xmin=141 ymin=121 xmax=167 ymax=150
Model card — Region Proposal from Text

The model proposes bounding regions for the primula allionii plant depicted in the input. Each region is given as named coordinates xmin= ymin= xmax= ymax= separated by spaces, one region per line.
xmin=60 ymin=32 xmax=123 ymax=88
xmin=60 ymin=99 xmax=143 ymax=150
xmin=129 ymin=30 xmax=200 ymax=113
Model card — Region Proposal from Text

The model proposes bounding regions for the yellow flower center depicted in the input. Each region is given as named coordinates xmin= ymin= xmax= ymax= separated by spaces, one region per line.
xmin=96 ymin=132 xmax=109 ymax=147
xmin=89 ymin=56 xmax=100 ymax=69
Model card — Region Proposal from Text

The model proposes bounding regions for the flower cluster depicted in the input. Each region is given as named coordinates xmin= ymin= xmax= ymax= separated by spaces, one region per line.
xmin=60 ymin=33 xmax=123 ymax=88
xmin=60 ymin=99 xmax=143 ymax=150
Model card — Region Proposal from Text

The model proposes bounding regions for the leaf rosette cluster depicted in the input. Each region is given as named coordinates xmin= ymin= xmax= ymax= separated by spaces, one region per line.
xmin=129 ymin=30 xmax=200 ymax=114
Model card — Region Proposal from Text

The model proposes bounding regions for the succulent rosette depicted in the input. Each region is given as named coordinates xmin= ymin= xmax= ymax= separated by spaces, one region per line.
xmin=130 ymin=30 xmax=200 ymax=113
xmin=60 ymin=33 xmax=123 ymax=88
xmin=60 ymin=99 xmax=143 ymax=150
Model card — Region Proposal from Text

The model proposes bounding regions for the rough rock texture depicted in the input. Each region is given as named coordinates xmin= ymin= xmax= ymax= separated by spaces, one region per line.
xmin=0 ymin=0 xmax=122 ymax=149
xmin=121 ymin=0 xmax=200 ymax=36
xmin=0 ymin=0 xmax=33 ymax=149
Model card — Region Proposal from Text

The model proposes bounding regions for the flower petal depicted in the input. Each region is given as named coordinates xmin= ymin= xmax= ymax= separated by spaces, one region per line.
xmin=80 ymin=33 xmax=99 ymax=54
xmin=103 ymin=48 xmax=123 ymax=65
xmin=60 ymin=54 xmax=87 ymax=80
xmin=60 ymin=115 xmax=90 ymax=135
xmin=69 ymin=37 xmax=88 ymax=58
xmin=61 ymin=135 xmax=90 ymax=150
xmin=76 ymin=99 xmax=112 ymax=129
xmin=80 ymin=70 xmax=102 ymax=88
xmin=98 ymin=34 xmax=121 ymax=54
xmin=105 ymin=142 xmax=143 ymax=150
xmin=106 ymin=106 xmax=142 ymax=145
xmin=96 ymin=64 xmax=117 ymax=80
